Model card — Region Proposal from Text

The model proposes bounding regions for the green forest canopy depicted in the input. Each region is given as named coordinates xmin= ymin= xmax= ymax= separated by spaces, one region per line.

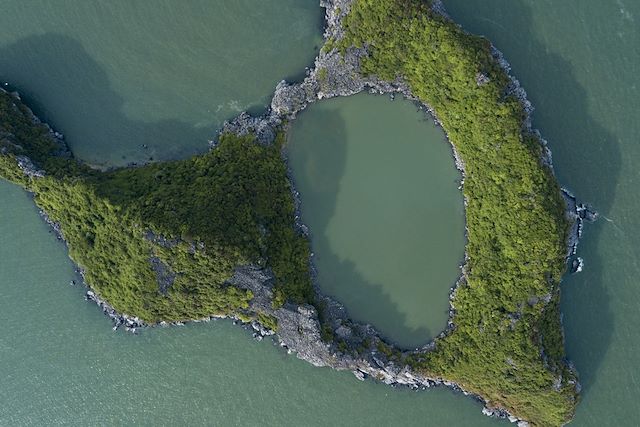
xmin=339 ymin=0 xmax=576 ymax=425
xmin=0 ymin=0 xmax=579 ymax=424
xmin=0 ymin=90 xmax=312 ymax=322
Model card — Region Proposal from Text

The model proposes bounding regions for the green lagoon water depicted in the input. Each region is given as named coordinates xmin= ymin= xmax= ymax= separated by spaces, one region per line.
xmin=1 ymin=0 xmax=639 ymax=425
xmin=287 ymin=94 xmax=465 ymax=348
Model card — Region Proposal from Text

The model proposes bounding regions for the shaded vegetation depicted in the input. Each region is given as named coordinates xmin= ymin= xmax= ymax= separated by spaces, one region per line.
xmin=339 ymin=1 xmax=576 ymax=425
xmin=0 ymin=90 xmax=312 ymax=322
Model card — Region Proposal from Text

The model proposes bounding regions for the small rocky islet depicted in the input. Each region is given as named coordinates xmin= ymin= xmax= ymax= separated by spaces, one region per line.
xmin=0 ymin=0 xmax=597 ymax=425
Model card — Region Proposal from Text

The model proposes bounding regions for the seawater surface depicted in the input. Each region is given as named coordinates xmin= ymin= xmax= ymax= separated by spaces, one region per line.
xmin=0 ymin=0 xmax=323 ymax=166
xmin=287 ymin=94 xmax=465 ymax=348
xmin=0 ymin=179 xmax=498 ymax=426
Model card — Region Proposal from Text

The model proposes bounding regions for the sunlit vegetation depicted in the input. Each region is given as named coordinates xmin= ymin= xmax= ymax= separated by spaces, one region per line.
xmin=2 ymin=0 xmax=579 ymax=422
xmin=339 ymin=1 xmax=576 ymax=425
xmin=0 ymin=90 xmax=312 ymax=322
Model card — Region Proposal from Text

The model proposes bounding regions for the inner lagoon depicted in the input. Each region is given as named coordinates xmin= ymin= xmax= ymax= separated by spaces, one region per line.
xmin=287 ymin=93 xmax=465 ymax=348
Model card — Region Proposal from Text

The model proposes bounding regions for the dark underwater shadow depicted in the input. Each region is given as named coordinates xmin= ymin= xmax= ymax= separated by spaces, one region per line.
xmin=443 ymin=0 xmax=621 ymax=398
xmin=0 ymin=33 xmax=216 ymax=167
xmin=288 ymin=107 xmax=434 ymax=349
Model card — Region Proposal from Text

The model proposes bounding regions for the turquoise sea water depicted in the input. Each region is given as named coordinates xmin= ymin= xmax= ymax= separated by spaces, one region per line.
xmin=0 ymin=0 xmax=322 ymax=166
xmin=1 ymin=0 xmax=639 ymax=425
xmin=287 ymin=94 xmax=465 ymax=348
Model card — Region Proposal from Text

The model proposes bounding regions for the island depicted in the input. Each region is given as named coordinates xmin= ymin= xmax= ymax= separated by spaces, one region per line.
xmin=0 ymin=1 xmax=595 ymax=426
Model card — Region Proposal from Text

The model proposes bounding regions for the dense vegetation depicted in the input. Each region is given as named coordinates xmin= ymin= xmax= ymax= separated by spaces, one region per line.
xmin=339 ymin=1 xmax=576 ymax=425
xmin=1 ymin=0 xmax=578 ymax=422
xmin=0 ymin=90 xmax=312 ymax=322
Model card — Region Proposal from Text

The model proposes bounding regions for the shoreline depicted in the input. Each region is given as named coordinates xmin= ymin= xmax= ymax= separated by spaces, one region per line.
xmin=222 ymin=0 xmax=596 ymax=424
xmin=1 ymin=0 xmax=596 ymax=425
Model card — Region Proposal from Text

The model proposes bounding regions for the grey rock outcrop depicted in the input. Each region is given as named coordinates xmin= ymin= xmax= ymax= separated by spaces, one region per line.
xmin=562 ymin=188 xmax=598 ymax=257
xmin=149 ymin=256 xmax=176 ymax=294
xmin=16 ymin=155 xmax=45 ymax=178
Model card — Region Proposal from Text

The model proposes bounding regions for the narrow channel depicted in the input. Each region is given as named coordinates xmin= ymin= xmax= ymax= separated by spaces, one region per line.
xmin=287 ymin=93 xmax=466 ymax=348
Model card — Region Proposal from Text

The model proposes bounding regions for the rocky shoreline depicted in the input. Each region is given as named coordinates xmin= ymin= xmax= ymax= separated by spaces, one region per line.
xmin=222 ymin=0 xmax=595 ymax=425
xmin=2 ymin=1 xmax=594 ymax=425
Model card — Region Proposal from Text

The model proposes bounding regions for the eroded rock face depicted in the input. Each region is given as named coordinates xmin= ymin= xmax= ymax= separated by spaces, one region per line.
xmin=85 ymin=290 xmax=146 ymax=332
xmin=226 ymin=264 xmax=459 ymax=392
xmin=562 ymin=188 xmax=598 ymax=257
xmin=220 ymin=112 xmax=278 ymax=145
xmin=149 ymin=256 xmax=176 ymax=295
xmin=222 ymin=0 xmax=418 ymax=145
xmin=16 ymin=155 xmax=44 ymax=178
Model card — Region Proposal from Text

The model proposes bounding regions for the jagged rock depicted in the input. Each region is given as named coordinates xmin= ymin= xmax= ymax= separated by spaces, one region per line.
xmin=271 ymin=81 xmax=312 ymax=117
xmin=221 ymin=112 xmax=279 ymax=145
xmin=334 ymin=325 xmax=352 ymax=339
xmin=476 ymin=72 xmax=491 ymax=86
xmin=16 ymin=155 xmax=44 ymax=178
xmin=562 ymin=188 xmax=598 ymax=256
xmin=144 ymin=230 xmax=179 ymax=248
xmin=571 ymin=257 xmax=584 ymax=274
xmin=352 ymin=370 xmax=366 ymax=381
